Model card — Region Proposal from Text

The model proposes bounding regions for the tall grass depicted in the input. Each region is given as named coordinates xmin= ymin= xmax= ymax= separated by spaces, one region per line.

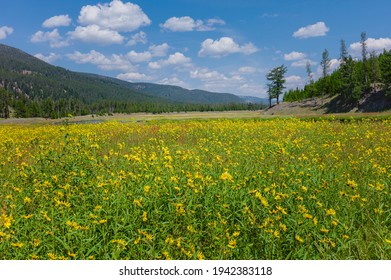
xmin=0 ymin=118 xmax=390 ymax=259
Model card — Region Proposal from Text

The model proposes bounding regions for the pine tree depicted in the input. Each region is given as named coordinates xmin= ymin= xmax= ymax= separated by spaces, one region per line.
xmin=0 ymin=88 xmax=10 ymax=119
xmin=361 ymin=32 xmax=370 ymax=92
xmin=340 ymin=39 xmax=348 ymax=62
xmin=379 ymin=50 xmax=391 ymax=96
xmin=266 ymin=65 xmax=287 ymax=106
xmin=320 ymin=49 xmax=331 ymax=97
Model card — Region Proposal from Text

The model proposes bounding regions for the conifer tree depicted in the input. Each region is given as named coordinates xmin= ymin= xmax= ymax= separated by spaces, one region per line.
xmin=266 ymin=65 xmax=287 ymax=106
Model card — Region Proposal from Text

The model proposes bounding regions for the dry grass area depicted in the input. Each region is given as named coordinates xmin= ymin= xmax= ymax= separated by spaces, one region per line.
xmin=0 ymin=111 xmax=265 ymax=125
xmin=2 ymin=96 xmax=391 ymax=126
xmin=261 ymin=96 xmax=336 ymax=116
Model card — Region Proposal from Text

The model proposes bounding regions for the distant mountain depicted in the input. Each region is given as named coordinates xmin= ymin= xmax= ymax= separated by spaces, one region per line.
xmin=124 ymin=82 xmax=243 ymax=104
xmin=0 ymin=43 xmax=248 ymax=105
xmin=238 ymin=95 xmax=269 ymax=104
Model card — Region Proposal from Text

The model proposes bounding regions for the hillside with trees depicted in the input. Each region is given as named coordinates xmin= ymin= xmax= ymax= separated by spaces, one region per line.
xmin=282 ymin=33 xmax=391 ymax=112
xmin=0 ymin=43 xmax=265 ymax=119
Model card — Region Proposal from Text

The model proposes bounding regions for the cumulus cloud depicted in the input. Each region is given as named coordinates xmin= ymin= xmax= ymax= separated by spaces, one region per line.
xmin=43 ymin=15 xmax=72 ymax=28
xmin=238 ymin=66 xmax=257 ymax=74
xmin=158 ymin=76 xmax=189 ymax=88
xmin=34 ymin=53 xmax=60 ymax=63
xmin=117 ymin=72 xmax=151 ymax=82
xmin=284 ymin=51 xmax=306 ymax=61
xmin=149 ymin=43 xmax=170 ymax=57
xmin=31 ymin=29 xmax=69 ymax=48
xmin=68 ymin=25 xmax=124 ymax=45
xmin=78 ymin=0 xmax=151 ymax=32
xmin=291 ymin=59 xmax=317 ymax=67
xmin=160 ymin=16 xmax=225 ymax=32
xmin=349 ymin=37 xmax=391 ymax=56
xmin=329 ymin=58 xmax=340 ymax=72
xmin=127 ymin=50 xmax=152 ymax=63
xmin=285 ymin=75 xmax=304 ymax=89
xmin=293 ymin=21 xmax=329 ymax=39
xmin=67 ymin=50 xmax=136 ymax=71
xmin=148 ymin=52 xmax=191 ymax=69
xmin=198 ymin=37 xmax=258 ymax=57
xmin=127 ymin=31 xmax=147 ymax=46
xmin=190 ymin=68 xmax=227 ymax=81
xmin=0 ymin=26 xmax=13 ymax=40
xmin=189 ymin=66 xmax=266 ymax=96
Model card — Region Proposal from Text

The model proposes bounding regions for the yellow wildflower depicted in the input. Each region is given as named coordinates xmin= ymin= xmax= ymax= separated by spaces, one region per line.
xmin=175 ymin=203 xmax=185 ymax=215
xmin=48 ymin=253 xmax=57 ymax=260
xmin=142 ymin=211 xmax=148 ymax=222
xmin=295 ymin=235 xmax=304 ymax=243
xmin=162 ymin=251 xmax=171 ymax=260
xmin=326 ymin=208 xmax=336 ymax=216
xmin=197 ymin=252 xmax=204 ymax=260
xmin=220 ymin=171 xmax=233 ymax=181
xmin=111 ymin=239 xmax=127 ymax=250
xmin=1 ymin=214 xmax=13 ymax=228
xmin=228 ymin=239 xmax=237 ymax=249
xmin=143 ymin=185 xmax=151 ymax=193
xmin=11 ymin=242 xmax=24 ymax=248
xmin=347 ymin=179 xmax=358 ymax=189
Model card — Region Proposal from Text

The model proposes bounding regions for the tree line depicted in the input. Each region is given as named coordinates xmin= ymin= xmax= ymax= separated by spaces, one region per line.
xmin=0 ymin=88 xmax=265 ymax=119
xmin=266 ymin=32 xmax=391 ymax=105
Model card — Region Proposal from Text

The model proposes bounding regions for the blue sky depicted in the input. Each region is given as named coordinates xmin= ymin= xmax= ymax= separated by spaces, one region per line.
xmin=1 ymin=0 xmax=391 ymax=98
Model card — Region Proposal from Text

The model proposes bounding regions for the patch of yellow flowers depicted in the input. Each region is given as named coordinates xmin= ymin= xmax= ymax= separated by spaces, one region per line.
xmin=0 ymin=118 xmax=390 ymax=259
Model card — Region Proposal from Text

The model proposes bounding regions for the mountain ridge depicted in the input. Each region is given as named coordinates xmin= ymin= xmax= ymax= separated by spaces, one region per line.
xmin=0 ymin=43 xmax=264 ymax=106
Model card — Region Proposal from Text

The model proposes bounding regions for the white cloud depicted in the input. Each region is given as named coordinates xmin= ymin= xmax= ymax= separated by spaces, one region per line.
xmin=148 ymin=52 xmax=191 ymax=69
xmin=206 ymin=18 xmax=226 ymax=26
xmin=127 ymin=50 xmax=152 ymax=63
xmin=68 ymin=25 xmax=124 ymax=45
xmin=291 ymin=59 xmax=317 ymax=67
xmin=190 ymin=68 xmax=227 ymax=81
xmin=199 ymin=37 xmax=258 ymax=57
xmin=189 ymin=66 xmax=266 ymax=97
xmin=0 ymin=26 xmax=13 ymax=40
xmin=158 ymin=76 xmax=189 ymax=88
xmin=127 ymin=31 xmax=147 ymax=46
xmin=293 ymin=21 xmax=329 ymax=39
xmin=43 ymin=15 xmax=72 ymax=28
xmin=284 ymin=51 xmax=306 ymax=61
xmin=117 ymin=72 xmax=151 ymax=82
xmin=149 ymin=43 xmax=170 ymax=57
xmin=67 ymin=50 xmax=136 ymax=71
xmin=349 ymin=37 xmax=391 ymax=56
xmin=240 ymin=83 xmax=267 ymax=97
xmin=285 ymin=75 xmax=304 ymax=89
xmin=160 ymin=16 xmax=225 ymax=32
xmin=166 ymin=52 xmax=191 ymax=65
xmin=161 ymin=16 xmax=202 ymax=32
xmin=78 ymin=0 xmax=151 ymax=32
xmin=31 ymin=29 xmax=69 ymax=48
xmin=239 ymin=66 xmax=257 ymax=74
xmin=315 ymin=58 xmax=340 ymax=77
xmin=329 ymin=58 xmax=340 ymax=72
xmin=34 ymin=53 xmax=60 ymax=63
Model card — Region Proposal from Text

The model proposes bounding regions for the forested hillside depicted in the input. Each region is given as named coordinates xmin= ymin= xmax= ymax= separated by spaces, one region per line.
xmin=283 ymin=35 xmax=391 ymax=110
xmin=0 ymin=44 xmax=263 ymax=118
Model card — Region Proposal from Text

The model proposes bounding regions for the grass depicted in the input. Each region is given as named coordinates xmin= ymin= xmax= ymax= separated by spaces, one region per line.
xmin=0 ymin=117 xmax=390 ymax=260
